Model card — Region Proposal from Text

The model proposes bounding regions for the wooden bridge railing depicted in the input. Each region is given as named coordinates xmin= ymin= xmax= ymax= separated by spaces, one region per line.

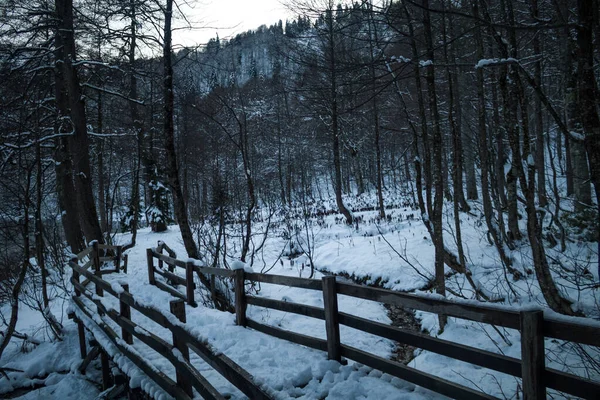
xmin=75 ymin=242 xmax=127 ymax=275
xmin=147 ymin=247 xmax=234 ymax=307
xmin=146 ymin=248 xmax=600 ymax=400
xmin=69 ymin=247 xmax=272 ymax=400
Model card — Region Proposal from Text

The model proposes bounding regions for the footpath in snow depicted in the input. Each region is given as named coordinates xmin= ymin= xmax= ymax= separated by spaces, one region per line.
xmin=74 ymin=226 xmax=443 ymax=399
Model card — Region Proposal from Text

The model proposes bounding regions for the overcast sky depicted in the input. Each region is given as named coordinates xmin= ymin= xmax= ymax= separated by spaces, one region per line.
xmin=174 ymin=0 xmax=292 ymax=47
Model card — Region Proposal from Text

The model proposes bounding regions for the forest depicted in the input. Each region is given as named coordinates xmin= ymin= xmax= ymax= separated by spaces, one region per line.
xmin=0 ymin=0 xmax=599 ymax=398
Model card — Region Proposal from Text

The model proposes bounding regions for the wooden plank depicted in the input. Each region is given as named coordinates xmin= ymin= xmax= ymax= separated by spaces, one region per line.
xmin=340 ymin=345 xmax=497 ymax=400
xmin=81 ymin=260 xmax=93 ymax=270
xmin=246 ymin=296 xmax=325 ymax=320
xmin=152 ymin=250 xmax=187 ymax=268
xmin=99 ymin=269 xmax=119 ymax=275
xmin=245 ymin=272 xmax=322 ymax=291
xmin=154 ymin=267 xmax=187 ymax=286
xmin=99 ymin=256 xmax=116 ymax=263
xmin=322 ymin=276 xmax=341 ymax=362
xmin=77 ymin=247 xmax=93 ymax=261
xmin=520 ymin=310 xmax=545 ymax=400
xmin=235 ymin=269 xmax=247 ymax=327
xmin=71 ymin=297 xmax=191 ymax=400
xmin=336 ymin=282 xmax=521 ymax=329
xmin=155 ymin=280 xmax=187 ymax=301
xmin=545 ymin=367 xmax=600 ymax=398
xmin=196 ymin=266 xmax=235 ymax=278
xmin=246 ymin=318 xmax=328 ymax=352
xmin=78 ymin=345 xmax=100 ymax=374
xmin=543 ymin=318 xmax=600 ymax=348
xmin=338 ymin=312 xmax=521 ymax=377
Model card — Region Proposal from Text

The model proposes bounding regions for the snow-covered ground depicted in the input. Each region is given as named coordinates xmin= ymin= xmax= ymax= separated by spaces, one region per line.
xmin=1 ymin=192 xmax=598 ymax=399
xmin=72 ymin=226 xmax=443 ymax=399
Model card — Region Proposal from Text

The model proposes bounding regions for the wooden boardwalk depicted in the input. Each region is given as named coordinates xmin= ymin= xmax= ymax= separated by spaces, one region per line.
xmin=69 ymin=243 xmax=600 ymax=400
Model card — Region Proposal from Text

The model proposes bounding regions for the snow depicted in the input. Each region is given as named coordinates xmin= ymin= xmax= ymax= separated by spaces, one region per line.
xmin=475 ymin=57 xmax=518 ymax=68
xmin=2 ymin=190 xmax=599 ymax=399
xmin=110 ymin=282 xmax=125 ymax=295
xmin=390 ymin=55 xmax=411 ymax=64
xmin=231 ymin=260 xmax=254 ymax=273
xmin=0 ymin=325 xmax=98 ymax=398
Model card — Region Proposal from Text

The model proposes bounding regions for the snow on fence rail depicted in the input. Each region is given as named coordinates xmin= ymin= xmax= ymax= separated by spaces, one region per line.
xmin=68 ymin=245 xmax=272 ymax=400
xmin=147 ymin=248 xmax=600 ymax=400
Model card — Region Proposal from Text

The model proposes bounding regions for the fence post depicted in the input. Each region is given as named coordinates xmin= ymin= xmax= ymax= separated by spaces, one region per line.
xmin=146 ymin=248 xmax=155 ymax=285
xmin=92 ymin=241 xmax=100 ymax=270
xmin=322 ymin=275 xmax=341 ymax=362
xmin=157 ymin=243 xmax=164 ymax=271
xmin=170 ymin=300 xmax=193 ymax=397
xmin=235 ymin=269 xmax=247 ymax=327
xmin=100 ymin=350 xmax=112 ymax=390
xmin=185 ymin=262 xmax=197 ymax=307
xmin=92 ymin=242 xmax=103 ymax=298
xmin=71 ymin=258 xmax=87 ymax=359
xmin=120 ymin=284 xmax=133 ymax=345
xmin=520 ymin=309 xmax=545 ymax=400
xmin=122 ymin=254 xmax=128 ymax=274
xmin=115 ymin=246 xmax=122 ymax=272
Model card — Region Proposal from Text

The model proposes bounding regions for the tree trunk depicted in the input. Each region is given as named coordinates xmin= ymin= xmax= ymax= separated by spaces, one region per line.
xmin=530 ymin=0 xmax=547 ymax=209
xmin=565 ymin=68 xmax=591 ymax=212
xmin=423 ymin=0 xmax=446 ymax=330
xmin=162 ymin=0 xmax=196 ymax=259
xmin=576 ymin=0 xmax=600 ymax=279
xmin=96 ymin=91 xmax=108 ymax=237
xmin=53 ymin=12 xmax=83 ymax=254
xmin=0 ymin=173 xmax=32 ymax=359
xmin=35 ymin=140 xmax=48 ymax=308
xmin=55 ymin=0 xmax=103 ymax=245
xmin=473 ymin=0 xmax=516 ymax=277
xmin=327 ymin=9 xmax=352 ymax=224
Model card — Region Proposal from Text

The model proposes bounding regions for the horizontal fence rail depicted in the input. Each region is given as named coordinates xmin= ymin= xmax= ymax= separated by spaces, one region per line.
xmin=145 ymin=247 xmax=600 ymax=400
xmin=69 ymin=249 xmax=272 ymax=400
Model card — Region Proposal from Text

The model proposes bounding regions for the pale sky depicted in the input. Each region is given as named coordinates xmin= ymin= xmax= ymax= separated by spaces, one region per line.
xmin=174 ymin=0 xmax=292 ymax=47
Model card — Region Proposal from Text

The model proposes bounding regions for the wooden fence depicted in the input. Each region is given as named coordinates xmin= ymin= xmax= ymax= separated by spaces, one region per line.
xmin=75 ymin=242 xmax=127 ymax=276
xmin=147 ymin=247 xmax=234 ymax=307
xmin=69 ymin=245 xmax=271 ymax=400
xmin=147 ymin=248 xmax=600 ymax=400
